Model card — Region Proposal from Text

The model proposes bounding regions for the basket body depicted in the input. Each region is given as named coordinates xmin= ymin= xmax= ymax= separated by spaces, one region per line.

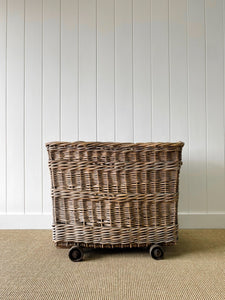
xmin=46 ymin=141 xmax=184 ymax=248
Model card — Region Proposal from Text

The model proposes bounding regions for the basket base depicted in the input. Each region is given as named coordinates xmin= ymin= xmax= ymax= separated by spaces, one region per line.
xmin=54 ymin=241 xmax=176 ymax=249
xmin=52 ymin=224 xmax=179 ymax=248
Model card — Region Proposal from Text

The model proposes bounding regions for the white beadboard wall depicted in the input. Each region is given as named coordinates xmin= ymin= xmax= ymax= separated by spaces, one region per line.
xmin=0 ymin=0 xmax=225 ymax=229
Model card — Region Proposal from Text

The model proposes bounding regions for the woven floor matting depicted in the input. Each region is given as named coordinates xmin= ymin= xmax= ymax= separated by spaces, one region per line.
xmin=0 ymin=229 xmax=224 ymax=299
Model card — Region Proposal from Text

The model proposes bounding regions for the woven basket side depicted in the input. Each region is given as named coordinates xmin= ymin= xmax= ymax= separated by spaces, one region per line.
xmin=52 ymin=190 xmax=178 ymax=228
xmin=46 ymin=141 xmax=184 ymax=246
xmin=47 ymin=144 xmax=183 ymax=195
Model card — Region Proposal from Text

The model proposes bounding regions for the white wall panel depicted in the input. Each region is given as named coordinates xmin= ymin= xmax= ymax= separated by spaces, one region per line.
xmin=188 ymin=0 xmax=207 ymax=212
xmin=0 ymin=0 xmax=225 ymax=228
xmin=151 ymin=0 xmax=170 ymax=141
xmin=97 ymin=0 xmax=115 ymax=141
xmin=25 ymin=0 xmax=42 ymax=213
xmin=61 ymin=0 xmax=79 ymax=141
xmin=133 ymin=0 xmax=151 ymax=142
xmin=169 ymin=0 xmax=189 ymax=212
xmin=79 ymin=0 xmax=97 ymax=141
xmin=115 ymin=0 xmax=133 ymax=142
xmin=205 ymin=0 xmax=225 ymax=212
xmin=0 ymin=0 xmax=7 ymax=213
xmin=43 ymin=0 xmax=60 ymax=213
xmin=7 ymin=0 xmax=25 ymax=213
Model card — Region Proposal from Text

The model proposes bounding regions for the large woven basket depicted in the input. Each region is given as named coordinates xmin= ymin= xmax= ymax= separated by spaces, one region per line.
xmin=46 ymin=141 xmax=184 ymax=249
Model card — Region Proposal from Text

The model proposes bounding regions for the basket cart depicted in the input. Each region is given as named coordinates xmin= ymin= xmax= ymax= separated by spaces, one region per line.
xmin=46 ymin=141 xmax=184 ymax=261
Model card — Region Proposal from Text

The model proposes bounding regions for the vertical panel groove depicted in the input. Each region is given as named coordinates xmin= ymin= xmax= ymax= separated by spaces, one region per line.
xmin=150 ymin=0 xmax=153 ymax=141
xmin=168 ymin=0 xmax=171 ymax=142
xmin=96 ymin=0 xmax=98 ymax=141
xmin=23 ymin=0 xmax=26 ymax=213
xmin=204 ymin=0 xmax=208 ymax=213
xmin=77 ymin=0 xmax=79 ymax=140
xmin=148 ymin=0 xmax=152 ymax=142
xmin=41 ymin=0 xmax=43 ymax=213
xmin=186 ymin=0 xmax=190 ymax=213
xmin=114 ymin=0 xmax=116 ymax=142
xmin=5 ymin=0 xmax=8 ymax=213
xmin=132 ymin=0 xmax=134 ymax=142
xmin=223 ymin=0 xmax=225 ymax=208
xmin=59 ymin=0 xmax=61 ymax=141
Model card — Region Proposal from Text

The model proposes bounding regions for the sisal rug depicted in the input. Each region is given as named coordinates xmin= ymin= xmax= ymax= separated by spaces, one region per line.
xmin=0 ymin=229 xmax=224 ymax=299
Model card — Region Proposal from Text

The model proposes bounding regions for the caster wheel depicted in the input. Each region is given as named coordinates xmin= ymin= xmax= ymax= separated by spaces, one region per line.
xmin=68 ymin=246 xmax=84 ymax=262
xmin=149 ymin=244 xmax=164 ymax=260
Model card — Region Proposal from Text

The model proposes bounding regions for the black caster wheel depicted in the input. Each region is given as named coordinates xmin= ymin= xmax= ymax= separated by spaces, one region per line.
xmin=149 ymin=244 xmax=164 ymax=260
xmin=68 ymin=246 xmax=84 ymax=262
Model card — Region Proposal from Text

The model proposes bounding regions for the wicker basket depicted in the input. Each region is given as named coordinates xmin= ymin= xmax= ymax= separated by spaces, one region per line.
xmin=46 ymin=141 xmax=184 ymax=260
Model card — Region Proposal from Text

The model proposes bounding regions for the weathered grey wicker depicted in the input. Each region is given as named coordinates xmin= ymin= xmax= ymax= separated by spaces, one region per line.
xmin=46 ymin=141 xmax=184 ymax=261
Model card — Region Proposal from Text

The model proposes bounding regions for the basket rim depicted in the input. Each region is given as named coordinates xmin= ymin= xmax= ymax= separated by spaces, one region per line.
xmin=46 ymin=141 xmax=184 ymax=148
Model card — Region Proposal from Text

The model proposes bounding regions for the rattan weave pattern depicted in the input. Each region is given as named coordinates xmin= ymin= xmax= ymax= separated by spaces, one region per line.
xmin=46 ymin=141 xmax=184 ymax=248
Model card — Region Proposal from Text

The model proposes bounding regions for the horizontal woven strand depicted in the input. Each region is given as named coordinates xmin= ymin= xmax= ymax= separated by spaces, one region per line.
xmin=48 ymin=160 xmax=182 ymax=170
xmin=52 ymin=224 xmax=178 ymax=245
xmin=49 ymin=168 xmax=180 ymax=194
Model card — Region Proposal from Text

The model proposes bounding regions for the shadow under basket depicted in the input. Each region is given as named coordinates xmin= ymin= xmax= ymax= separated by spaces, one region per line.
xmin=46 ymin=141 xmax=184 ymax=261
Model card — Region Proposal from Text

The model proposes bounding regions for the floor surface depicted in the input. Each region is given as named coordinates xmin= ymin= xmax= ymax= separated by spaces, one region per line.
xmin=0 ymin=229 xmax=225 ymax=299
